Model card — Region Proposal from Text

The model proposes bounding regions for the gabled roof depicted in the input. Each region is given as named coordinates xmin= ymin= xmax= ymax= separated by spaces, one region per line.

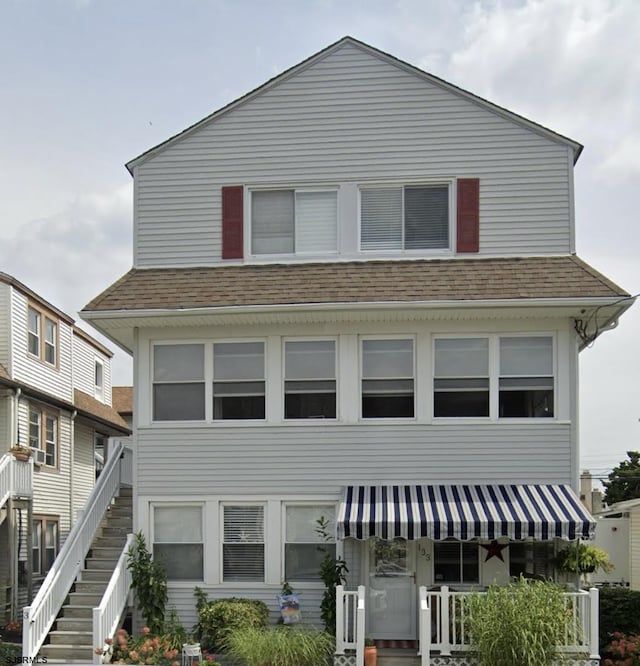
xmin=82 ymin=255 xmax=627 ymax=313
xmin=112 ymin=386 xmax=133 ymax=416
xmin=126 ymin=36 xmax=582 ymax=173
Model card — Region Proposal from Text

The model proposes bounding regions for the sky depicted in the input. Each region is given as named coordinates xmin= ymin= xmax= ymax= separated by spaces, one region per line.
xmin=1 ymin=0 xmax=638 ymax=482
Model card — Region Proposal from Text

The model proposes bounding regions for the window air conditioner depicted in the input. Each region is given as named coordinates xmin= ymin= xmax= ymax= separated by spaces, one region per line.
xmin=32 ymin=448 xmax=47 ymax=466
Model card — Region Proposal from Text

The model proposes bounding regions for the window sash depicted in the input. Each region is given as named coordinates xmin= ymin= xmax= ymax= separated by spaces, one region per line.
xmin=44 ymin=319 xmax=57 ymax=365
xmin=28 ymin=307 xmax=40 ymax=356
xmin=153 ymin=506 xmax=204 ymax=580
xmin=223 ymin=505 xmax=265 ymax=582
xmin=433 ymin=541 xmax=478 ymax=583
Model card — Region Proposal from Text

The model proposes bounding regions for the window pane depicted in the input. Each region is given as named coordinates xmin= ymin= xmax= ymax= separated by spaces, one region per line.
xmin=285 ymin=341 xmax=335 ymax=379
xmin=361 ymin=188 xmax=402 ymax=250
xmin=434 ymin=541 xmax=478 ymax=583
xmin=153 ymin=383 xmax=205 ymax=421
xmin=45 ymin=415 xmax=56 ymax=466
xmin=223 ymin=505 xmax=264 ymax=582
xmin=363 ymin=392 xmax=414 ymax=418
xmin=155 ymin=544 xmax=204 ymax=580
xmin=296 ymin=191 xmax=337 ymax=253
xmin=32 ymin=521 xmax=42 ymax=574
xmin=154 ymin=344 xmax=204 ymax=381
xmin=286 ymin=506 xmax=334 ymax=542
xmin=434 ymin=391 xmax=489 ymax=417
xmin=500 ymin=337 xmax=553 ymax=376
xmin=252 ymin=190 xmax=294 ymax=254
xmin=29 ymin=410 xmax=41 ymax=449
xmin=434 ymin=338 xmax=488 ymax=377
xmin=223 ymin=544 xmax=264 ymax=581
xmin=499 ymin=389 xmax=553 ymax=418
xmin=44 ymin=320 xmax=56 ymax=364
xmin=285 ymin=543 xmax=331 ymax=581
xmin=285 ymin=392 xmax=336 ymax=419
xmin=224 ymin=506 xmax=264 ymax=542
xmin=214 ymin=342 xmax=264 ymax=380
xmin=155 ymin=506 xmax=202 ymax=542
xmin=362 ymin=339 xmax=413 ymax=378
xmin=214 ymin=393 xmax=265 ymax=420
xmin=28 ymin=308 xmax=40 ymax=355
xmin=405 ymin=185 xmax=449 ymax=249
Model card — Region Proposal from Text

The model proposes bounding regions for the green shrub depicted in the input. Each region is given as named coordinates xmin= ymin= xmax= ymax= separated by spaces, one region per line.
xmin=198 ymin=597 xmax=269 ymax=650
xmin=224 ymin=626 xmax=334 ymax=666
xmin=0 ymin=640 xmax=21 ymax=664
xmin=599 ymin=586 xmax=640 ymax=650
xmin=466 ymin=577 xmax=575 ymax=666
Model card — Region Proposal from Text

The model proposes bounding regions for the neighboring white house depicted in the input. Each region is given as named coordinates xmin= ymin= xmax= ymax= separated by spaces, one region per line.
xmin=81 ymin=36 xmax=634 ymax=649
xmin=0 ymin=271 xmax=130 ymax=622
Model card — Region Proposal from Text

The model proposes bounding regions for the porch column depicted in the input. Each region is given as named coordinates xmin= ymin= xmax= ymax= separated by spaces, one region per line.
xmin=589 ymin=587 xmax=599 ymax=660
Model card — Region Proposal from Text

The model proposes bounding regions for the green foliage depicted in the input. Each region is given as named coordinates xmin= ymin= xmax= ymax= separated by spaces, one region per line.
xmin=127 ymin=531 xmax=168 ymax=634
xmin=603 ymin=451 xmax=640 ymax=505
xmin=599 ymin=587 xmax=640 ymax=650
xmin=466 ymin=577 xmax=576 ymax=666
xmin=555 ymin=542 xmax=614 ymax=574
xmin=192 ymin=586 xmax=209 ymax=641
xmin=224 ymin=626 xmax=335 ymax=666
xmin=602 ymin=632 xmax=640 ymax=666
xmin=198 ymin=597 xmax=270 ymax=651
xmin=315 ymin=516 xmax=348 ymax=636
xmin=0 ymin=640 xmax=21 ymax=664
xmin=162 ymin=608 xmax=187 ymax=651
xmin=97 ymin=627 xmax=184 ymax=665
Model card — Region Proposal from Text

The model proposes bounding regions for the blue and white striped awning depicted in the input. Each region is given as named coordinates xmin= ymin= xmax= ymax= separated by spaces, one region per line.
xmin=337 ymin=484 xmax=595 ymax=541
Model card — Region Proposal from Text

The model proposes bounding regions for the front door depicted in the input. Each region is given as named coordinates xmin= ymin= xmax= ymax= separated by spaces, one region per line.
xmin=367 ymin=537 xmax=416 ymax=639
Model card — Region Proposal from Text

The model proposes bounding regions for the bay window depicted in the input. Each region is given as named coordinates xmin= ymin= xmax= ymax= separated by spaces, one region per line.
xmin=360 ymin=184 xmax=450 ymax=251
xmin=284 ymin=340 xmax=336 ymax=419
xmin=251 ymin=189 xmax=337 ymax=255
xmin=153 ymin=344 xmax=205 ymax=421
xmin=362 ymin=339 xmax=414 ymax=418
xmin=153 ymin=505 xmax=203 ymax=580
xmin=213 ymin=342 xmax=265 ymax=420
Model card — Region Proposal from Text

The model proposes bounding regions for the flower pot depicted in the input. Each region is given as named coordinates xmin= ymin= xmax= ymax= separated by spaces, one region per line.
xmin=11 ymin=451 xmax=30 ymax=462
xmin=364 ymin=644 xmax=377 ymax=666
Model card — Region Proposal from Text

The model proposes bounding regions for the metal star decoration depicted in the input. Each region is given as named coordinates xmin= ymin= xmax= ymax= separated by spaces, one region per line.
xmin=480 ymin=540 xmax=509 ymax=562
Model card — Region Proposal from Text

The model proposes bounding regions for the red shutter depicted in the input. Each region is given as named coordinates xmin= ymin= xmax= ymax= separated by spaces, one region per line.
xmin=222 ymin=185 xmax=244 ymax=259
xmin=456 ymin=178 xmax=480 ymax=253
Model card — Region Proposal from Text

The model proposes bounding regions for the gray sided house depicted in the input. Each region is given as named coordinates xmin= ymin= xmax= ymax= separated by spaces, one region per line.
xmin=0 ymin=272 xmax=130 ymax=622
xmin=80 ymin=37 xmax=633 ymax=662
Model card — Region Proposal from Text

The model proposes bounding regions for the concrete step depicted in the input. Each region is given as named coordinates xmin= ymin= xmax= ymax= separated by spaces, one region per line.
xmin=68 ymin=591 xmax=104 ymax=606
xmin=73 ymin=580 xmax=108 ymax=594
xmin=378 ymin=650 xmax=420 ymax=666
xmin=48 ymin=629 xmax=93 ymax=646
xmin=40 ymin=643 xmax=95 ymax=661
xmin=59 ymin=604 xmax=94 ymax=618
xmin=92 ymin=535 xmax=128 ymax=549
xmin=102 ymin=515 xmax=131 ymax=528
xmin=100 ymin=526 xmax=129 ymax=538
xmin=90 ymin=545 xmax=126 ymax=559
xmin=80 ymin=568 xmax=112 ymax=582
xmin=55 ymin=617 xmax=92 ymax=632
xmin=85 ymin=557 xmax=118 ymax=570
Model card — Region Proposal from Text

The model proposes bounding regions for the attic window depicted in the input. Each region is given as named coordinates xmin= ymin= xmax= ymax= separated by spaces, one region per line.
xmin=251 ymin=189 xmax=337 ymax=255
xmin=360 ymin=184 xmax=450 ymax=251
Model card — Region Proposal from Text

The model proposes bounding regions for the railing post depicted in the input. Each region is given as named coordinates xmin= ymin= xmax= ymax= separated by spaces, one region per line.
xmin=440 ymin=585 xmax=451 ymax=656
xmin=589 ymin=587 xmax=599 ymax=660
xmin=356 ymin=585 xmax=366 ymax=666
xmin=418 ymin=586 xmax=430 ymax=666
xmin=335 ymin=585 xmax=345 ymax=655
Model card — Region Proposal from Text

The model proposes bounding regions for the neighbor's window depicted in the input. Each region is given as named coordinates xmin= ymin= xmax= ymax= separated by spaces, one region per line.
xmin=27 ymin=305 xmax=58 ymax=366
xmin=29 ymin=406 xmax=58 ymax=467
xmin=32 ymin=517 xmax=58 ymax=576
xmin=360 ymin=184 xmax=449 ymax=251
xmin=434 ymin=338 xmax=489 ymax=417
xmin=153 ymin=505 xmax=204 ymax=580
xmin=213 ymin=342 xmax=265 ymax=420
xmin=284 ymin=340 xmax=336 ymax=419
xmin=153 ymin=344 xmax=205 ymax=421
xmin=251 ymin=189 xmax=337 ymax=255
xmin=433 ymin=540 xmax=479 ymax=584
xmin=223 ymin=505 xmax=265 ymax=582
xmin=94 ymin=358 xmax=104 ymax=400
xmin=362 ymin=339 xmax=414 ymax=418
xmin=499 ymin=336 xmax=554 ymax=418
xmin=509 ymin=541 xmax=554 ymax=579
xmin=285 ymin=505 xmax=335 ymax=582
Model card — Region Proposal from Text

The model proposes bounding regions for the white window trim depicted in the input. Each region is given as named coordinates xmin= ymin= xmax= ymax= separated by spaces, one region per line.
xmin=432 ymin=333 xmax=556 ymax=421
xmin=357 ymin=179 xmax=455 ymax=255
xmin=359 ymin=334 xmax=417 ymax=421
xmin=94 ymin=357 xmax=105 ymax=401
xmin=246 ymin=185 xmax=340 ymax=259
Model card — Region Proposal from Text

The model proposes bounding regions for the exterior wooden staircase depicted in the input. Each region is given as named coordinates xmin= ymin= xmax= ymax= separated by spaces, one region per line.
xmin=39 ymin=486 xmax=132 ymax=662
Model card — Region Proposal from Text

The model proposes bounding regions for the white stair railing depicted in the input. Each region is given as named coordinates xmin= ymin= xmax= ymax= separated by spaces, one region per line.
xmin=23 ymin=440 xmax=126 ymax=659
xmin=335 ymin=585 xmax=366 ymax=664
xmin=93 ymin=532 xmax=134 ymax=664
xmin=0 ymin=454 xmax=33 ymax=510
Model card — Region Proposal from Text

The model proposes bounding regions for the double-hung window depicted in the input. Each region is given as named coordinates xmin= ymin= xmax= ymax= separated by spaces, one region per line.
xmin=434 ymin=338 xmax=489 ymax=417
xmin=153 ymin=505 xmax=204 ymax=580
xmin=32 ymin=516 xmax=58 ymax=577
xmin=284 ymin=505 xmax=335 ymax=582
xmin=213 ymin=342 xmax=265 ymax=420
xmin=29 ymin=406 xmax=58 ymax=467
xmin=499 ymin=336 xmax=554 ymax=418
xmin=28 ymin=305 xmax=58 ymax=366
xmin=284 ymin=340 xmax=336 ymax=419
xmin=223 ymin=505 xmax=265 ymax=582
xmin=251 ymin=189 xmax=337 ymax=255
xmin=94 ymin=358 xmax=104 ymax=401
xmin=433 ymin=540 xmax=479 ymax=584
xmin=360 ymin=184 xmax=450 ymax=251
xmin=361 ymin=339 xmax=414 ymax=418
xmin=153 ymin=344 xmax=205 ymax=421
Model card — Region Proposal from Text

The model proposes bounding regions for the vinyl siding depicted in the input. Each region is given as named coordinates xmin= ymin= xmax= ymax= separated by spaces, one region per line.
xmin=631 ymin=509 xmax=640 ymax=591
xmin=72 ymin=332 xmax=112 ymax=405
xmin=10 ymin=289 xmax=73 ymax=402
xmin=134 ymin=43 xmax=573 ymax=267
xmin=0 ymin=282 xmax=9 ymax=369
xmin=72 ymin=421 xmax=96 ymax=520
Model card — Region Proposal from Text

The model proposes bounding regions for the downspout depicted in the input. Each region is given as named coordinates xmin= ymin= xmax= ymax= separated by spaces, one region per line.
xmin=10 ymin=388 xmax=21 ymax=620
xmin=12 ymin=387 xmax=22 ymax=445
xmin=69 ymin=410 xmax=77 ymax=525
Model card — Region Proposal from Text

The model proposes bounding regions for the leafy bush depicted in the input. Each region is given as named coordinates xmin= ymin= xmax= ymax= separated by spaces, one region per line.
xmin=198 ymin=597 xmax=270 ymax=651
xmin=466 ymin=577 xmax=574 ymax=666
xmin=224 ymin=626 xmax=334 ymax=666
xmin=95 ymin=627 xmax=183 ymax=665
xmin=602 ymin=632 xmax=640 ymax=665
xmin=0 ymin=640 xmax=21 ymax=664
xmin=555 ymin=542 xmax=614 ymax=574
xmin=599 ymin=586 xmax=640 ymax=650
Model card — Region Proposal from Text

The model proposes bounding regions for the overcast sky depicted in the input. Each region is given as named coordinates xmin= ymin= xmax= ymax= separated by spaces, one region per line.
xmin=1 ymin=0 xmax=638 ymax=480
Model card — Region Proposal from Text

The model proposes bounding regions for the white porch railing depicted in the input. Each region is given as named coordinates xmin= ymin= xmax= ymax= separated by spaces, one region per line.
xmin=337 ymin=584 xmax=599 ymax=665
xmin=93 ymin=532 xmax=134 ymax=664
xmin=0 ymin=453 xmax=33 ymax=509
xmin=23 ymin=440 xmax=128 ymax=660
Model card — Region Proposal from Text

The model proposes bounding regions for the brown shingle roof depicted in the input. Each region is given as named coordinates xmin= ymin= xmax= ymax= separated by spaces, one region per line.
xmin=82 ymin=256 xmax=628 ymax=313
xmin=74 ymin=390 xmax=130 ymax=433
xmin=112 ymin=386 xmax=133 ymax=415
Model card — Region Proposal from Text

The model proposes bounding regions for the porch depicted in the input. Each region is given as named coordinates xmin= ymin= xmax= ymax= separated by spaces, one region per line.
xmin=335 ymin=584 xmax=600 ymax=666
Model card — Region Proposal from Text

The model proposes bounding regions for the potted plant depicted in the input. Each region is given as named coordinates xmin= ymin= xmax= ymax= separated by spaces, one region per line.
xmin=9 ymin=445 xmax=31 ymax=462
xmin=555 ymin=542 xmax=614 ymax=577
xmin=364 ymin=637 xmax=377 ymax=666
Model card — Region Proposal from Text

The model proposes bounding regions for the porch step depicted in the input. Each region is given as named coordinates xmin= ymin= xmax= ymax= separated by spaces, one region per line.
xmin=39 ymin=643 xmax=98 ymax=661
